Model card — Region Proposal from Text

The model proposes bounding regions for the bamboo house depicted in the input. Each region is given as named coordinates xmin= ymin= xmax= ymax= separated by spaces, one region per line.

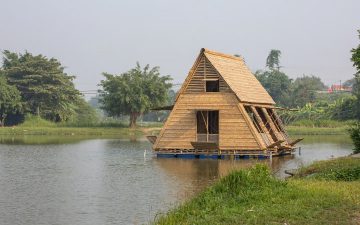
xmin=147 ymin=48 xmax=302 ymax=158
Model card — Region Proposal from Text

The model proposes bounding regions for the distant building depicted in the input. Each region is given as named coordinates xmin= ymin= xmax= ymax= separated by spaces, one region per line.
xmin=327 ymin=84 xmax=352 ymax=93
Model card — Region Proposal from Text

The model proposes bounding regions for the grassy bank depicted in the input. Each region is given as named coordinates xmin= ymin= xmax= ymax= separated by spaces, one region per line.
xmin=0 ymin=116 xmax=352 ymax=136
xmin=294 ymin=157 xmax=360 ymax=181
xmin=286 ymin=119 xmax=352 ymax=135
xmin=287 ymin=126 xmax=348 ymax=135
xmin=0 ymin=125 xmax=346 ymax=136
xmin=155 ymin=158 xmax=360 ymax=225
xmin=0 ymin=116 xmax=162 ymax=136
xmin=0 ymin=126 xmax=144 ymax=136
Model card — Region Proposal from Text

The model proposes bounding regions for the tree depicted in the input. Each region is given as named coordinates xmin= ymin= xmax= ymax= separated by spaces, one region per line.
xmin=1 ymin=50 xmax=82 ymax=121
xmin=256 ymin=49 xmax=292 ymax=106
xmin=99 ymin=63 xmax=172 ymax=128
xmin=0 ymin=74 xmax=22 ymax=126
xmin=255 ymin=70 xmax=292 ymax=107
xmin=266 ymin=49 xmax=281 ymax=70
xmin=291 ymin=75 xmax=326 ymax=107
xmin=70 ymin=98 xmax=99 ymax=126
xmin=343 ymin=78 xmax=355 ymax=88
xmin=351 ymin=30 xmax=360 ymax=119
xmin=142 ymin=89 xmax=176 ymax=122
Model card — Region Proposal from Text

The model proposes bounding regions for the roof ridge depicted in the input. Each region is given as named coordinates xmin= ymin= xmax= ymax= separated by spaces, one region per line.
xmin=202 ymin=48 xmax=243 ymax=62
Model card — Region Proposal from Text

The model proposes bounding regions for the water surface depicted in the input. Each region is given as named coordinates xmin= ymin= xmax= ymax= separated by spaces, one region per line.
xmin=0 ymin=135 xmax=353 ymax=225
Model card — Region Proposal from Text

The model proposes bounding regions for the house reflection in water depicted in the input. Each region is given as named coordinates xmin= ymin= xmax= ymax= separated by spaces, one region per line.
xmin=154 ymin=155 xmax=295 ymax=196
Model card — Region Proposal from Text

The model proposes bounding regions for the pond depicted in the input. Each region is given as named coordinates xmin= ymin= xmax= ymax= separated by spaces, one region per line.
xmin=0 ymin=135 xmax=353 ymax=225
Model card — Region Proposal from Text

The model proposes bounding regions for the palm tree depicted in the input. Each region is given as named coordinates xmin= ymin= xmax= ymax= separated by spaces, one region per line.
xmin=266 ymin=49 xmax=281 ymax=70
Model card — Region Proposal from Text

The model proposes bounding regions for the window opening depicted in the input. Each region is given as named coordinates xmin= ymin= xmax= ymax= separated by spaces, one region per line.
xmin=206 ymin=80 xmax=219 ymax=92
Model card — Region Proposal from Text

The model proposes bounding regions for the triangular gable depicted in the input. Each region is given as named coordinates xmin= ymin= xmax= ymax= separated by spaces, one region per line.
xmin=175 ymin=50 xmax=232 ymax=101
xmin=184 ymin=56 xmax=231 ymax=93
xmin=176 ymin=49 xmax=275 ymax=105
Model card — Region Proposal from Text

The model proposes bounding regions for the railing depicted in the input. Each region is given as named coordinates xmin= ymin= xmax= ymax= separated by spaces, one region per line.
xmin=197 ymin=134 xmax=219 ymax=143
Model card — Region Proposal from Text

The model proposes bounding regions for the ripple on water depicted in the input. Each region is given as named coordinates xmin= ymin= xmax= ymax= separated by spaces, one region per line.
xmin=0 ymin=135 xmax=353 ymax=225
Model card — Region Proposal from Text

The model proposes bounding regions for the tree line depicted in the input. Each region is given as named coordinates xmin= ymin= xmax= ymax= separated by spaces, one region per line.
xmin=0 ymin=51 xmax=88 ymax=126
xmin=0 ymin=51 xmax=172 ymax=127
xmin=256 ymin=47 xmax=359 ymax=123
xmin=1 ymin=30 xmax=359 ymax=128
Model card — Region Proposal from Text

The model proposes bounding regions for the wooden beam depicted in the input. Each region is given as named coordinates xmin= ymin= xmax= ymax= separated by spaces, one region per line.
xmin=146 ymin=136 xmax=157 ymax=144
xmin=271 ymin=109 xmax=291 ymax=142
xmin=250 ymin=106 xmax=275 ymax=144
xmin=202 ymin=78 xmax=219 ymax=81
xmin=261 ymin=108 xmax=284 ymax=142
xmin=289 ymin=138 xmax=304 ymax=146
xmin=191 ymin=141 xmax=218 ymax=150
xmin=237 ymin=104 xmax=266 ymax=149
xmin=267 ymin=140 xmax=284 ymax=149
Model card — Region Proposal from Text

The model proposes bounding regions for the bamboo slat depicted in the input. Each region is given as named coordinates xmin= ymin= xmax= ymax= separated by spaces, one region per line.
xmin=250 ymin=106 xmax=275 ymax=144
xmin=261 ymin=108 xmax=284 ymax=142
xmin=153 ymin=48 xmax=294 ymax=153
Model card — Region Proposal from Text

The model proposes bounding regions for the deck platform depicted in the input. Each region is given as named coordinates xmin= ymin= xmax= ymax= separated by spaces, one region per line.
xmin=156 ymin=148 xmax=295 ymax=159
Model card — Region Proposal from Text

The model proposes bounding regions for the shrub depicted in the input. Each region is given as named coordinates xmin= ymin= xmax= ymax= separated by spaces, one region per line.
xmin=349 ymin=121 xmax=360 ymax=154
xmin=295 ymin=157 xmax=360 ymax=181
xmin=19 ymin=114 xmax=56 ymax=127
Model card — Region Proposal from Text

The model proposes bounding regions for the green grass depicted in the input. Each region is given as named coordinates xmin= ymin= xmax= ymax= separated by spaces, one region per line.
xmin=349 ymin=122 xmax=360 ymax=154
xmin=0 ymin=135 xmax=122 ymax=145
xmin=155 ymin=162 xmax=360 ymax=225
xmin=0 ymin=115 xmax=350 ymax=136
xmin=0 ymin=114 xmax=162 ymax=136
xmin=0 ymin=125 xmax=346 ymax=136
xmin=0 ymin=126 xmax=145 ymax=136
xmin=19 ymin=114 xmax=57 ymax=127
xmin=286 ymin=119 xmax=351 ymax=135
xmin=288 ymin=119 xmax=355 ymax=128
xmin=294 ymin=157 xmax=360 ymax=181
xmin=287 ymin=126 xmax=348 ymax=135
xmin=0 ymin=125 xmax=345 ymax=136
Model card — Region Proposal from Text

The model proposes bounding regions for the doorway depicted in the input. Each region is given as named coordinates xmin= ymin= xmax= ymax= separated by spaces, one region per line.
xmin=196 ymin=110 xmax=219 ymax=143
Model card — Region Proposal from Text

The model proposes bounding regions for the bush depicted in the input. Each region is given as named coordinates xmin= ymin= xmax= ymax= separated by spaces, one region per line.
xmin=19 ymin=114 xmax=56 ymax=127
xmin=278 ymin=96 xmax=358 ymax=124
xmin=349 ymin=121 xmax=360 ymax=154
xmin=62 ymin=101 xmax=100 ymax=127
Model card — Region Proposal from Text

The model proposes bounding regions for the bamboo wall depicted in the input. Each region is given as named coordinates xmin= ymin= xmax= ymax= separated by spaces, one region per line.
xmin=185 ymin=57 xmax=231 ymax=93
xmin=154 ymin=93 xmax=262 ymax=150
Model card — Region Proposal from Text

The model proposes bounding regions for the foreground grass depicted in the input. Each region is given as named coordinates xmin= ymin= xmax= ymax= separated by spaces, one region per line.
xmin=155 ymin=160 xmax=360 ymax=225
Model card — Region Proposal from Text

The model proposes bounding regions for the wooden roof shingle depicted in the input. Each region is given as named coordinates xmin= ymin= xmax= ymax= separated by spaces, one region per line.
xmin=203 ymin=48 xmax=275 ymax=105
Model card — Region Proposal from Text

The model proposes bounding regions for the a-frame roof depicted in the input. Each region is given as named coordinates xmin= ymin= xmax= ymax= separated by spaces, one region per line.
xmin=177 ymin=48 xmax=275 ymax=105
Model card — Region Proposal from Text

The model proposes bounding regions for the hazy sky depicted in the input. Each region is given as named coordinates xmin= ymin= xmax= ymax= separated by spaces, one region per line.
xmin=1 ymin=0 xmax=359 ymax=96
